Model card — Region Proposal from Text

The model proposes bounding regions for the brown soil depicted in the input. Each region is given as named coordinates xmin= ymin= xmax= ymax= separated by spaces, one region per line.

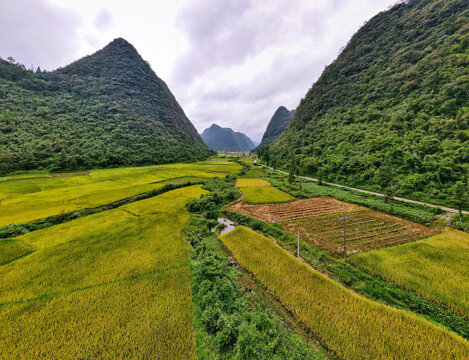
xmin=228 ymin=197 xmax=361 ymax=223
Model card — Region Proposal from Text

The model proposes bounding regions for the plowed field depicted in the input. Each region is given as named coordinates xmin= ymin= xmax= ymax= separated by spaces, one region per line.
xmin=228 ymin=197 xmax=360 ymax=222
xmin=282 ymin=210 xmax=436 ymax=254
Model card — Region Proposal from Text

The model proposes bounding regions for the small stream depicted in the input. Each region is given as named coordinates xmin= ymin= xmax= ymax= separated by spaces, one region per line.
xmin=212 ymin=217 xmax=236 ymax=234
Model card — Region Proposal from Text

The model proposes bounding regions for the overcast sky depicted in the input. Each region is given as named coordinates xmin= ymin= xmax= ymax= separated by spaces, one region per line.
xmin=0 ymin=0 xmax=398 ymax=142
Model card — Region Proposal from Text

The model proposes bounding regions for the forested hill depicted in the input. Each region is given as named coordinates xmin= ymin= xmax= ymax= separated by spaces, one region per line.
xmin=258 ymin=106 xmax=295 ymax=148
xmin=268 ymin=0 xmax=469 ymax=204
xmin=201 ymin=124 xmax=255 ymax=152
xmin=0 ymin=38 xmax=211 ymax=174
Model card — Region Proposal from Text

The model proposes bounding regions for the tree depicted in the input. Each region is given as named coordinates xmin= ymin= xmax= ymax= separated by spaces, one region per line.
xmin=451 ymin=182 xmax=468 ymax=226
xmin=318 ymin=167 xmax=324 ymax=186
xmin=288 ymin=155 xmax=297 ymax=184
xmin=376 ymin=163 xmax=393 ymax=203
xmin=259 ymin=145 xmax=271 ymax=166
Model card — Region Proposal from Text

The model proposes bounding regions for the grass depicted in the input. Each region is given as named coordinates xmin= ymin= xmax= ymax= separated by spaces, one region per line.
xmin=235 ymin=176 xmax=294 ymax=203
xmin=240 ymin=186 xmax=294 ymax=203
xmin=350 ymin=228 xmax=469 ymax=318
xmin=0 ymin=161 xmax=240 ymax=227
xmin=240 ymin=167 xmax=265 ymax=179
xmin=222 ymin=209 xmax=469 ymax=339
xmin=0 ymin=185 xmax=206 ymax=358
xmin=219 ymin=226 xmax=469 ymax=359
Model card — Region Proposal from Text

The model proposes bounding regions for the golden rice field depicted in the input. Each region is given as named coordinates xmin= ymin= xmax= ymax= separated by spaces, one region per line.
xmin=0 ymin=160 xmax=240 ymax=227
xmin=236 ymin=178 xmax=294 ymax=204
xmin=0 ymin=238 xmax=34 ymax=266
xmin=0 ymin=267 xmax=195 ymax=360
xmin=236 ymin=178 xmax=271 ymax=187
xmin=219 ymin=226 xmax=469 ymax=360
xmin=350 ymin=228 xmax=469 ymax=318
xmin=0 ymin=185 xmax=206 ymax=359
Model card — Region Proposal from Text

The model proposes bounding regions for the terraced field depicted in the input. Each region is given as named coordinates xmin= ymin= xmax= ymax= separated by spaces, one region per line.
xmin=0 ymin=160 xmax=240 ymax=227
xmin=283 ymin=209 xmax=436 ymax=254
xmin=228 ymin=197 xmax=360 ymax=222
xmin=219 ymin=226 xmax=469 ymax=359
xmin=0 ymin=185 xmax=207 ymax=359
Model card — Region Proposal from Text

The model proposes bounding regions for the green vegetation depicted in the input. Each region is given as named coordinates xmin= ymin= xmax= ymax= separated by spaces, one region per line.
xmin=201 ymin=124 xmax=255 ymax=152
xmin=223 ymin=210 xmax=469 ymax=339
xmin=268 ymin=0 xmax=469 ymax=208
xmin=351 ymin=229 xmax=469 ymax=318
xmin=186 ymin=177 xmax=330 ymax=359
xmin=0 ymin=161 xmax=240 ymax=228
xmin=236 ymin=177 xmax=294 ymax=204
xmin=257 ymin=106 xmax=295 ymax=148
xmin=220 ymin=226 xmax=469 ymax=359
xmin=240 ymin=166 xmax=265 ymax=179
xmin=0 ymin=185 xmax=206 ymax=358
xmin=0 ymin=38 xmax=212 ymax=175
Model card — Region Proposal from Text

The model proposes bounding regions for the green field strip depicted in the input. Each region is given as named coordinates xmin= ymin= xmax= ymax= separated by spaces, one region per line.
xmin=0 ymin=181 xmax=205 ymax=240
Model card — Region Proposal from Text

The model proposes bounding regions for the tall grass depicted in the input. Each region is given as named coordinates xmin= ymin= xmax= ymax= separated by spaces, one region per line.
xmin=351 ymin=228 xmax=469 ymax=318
xmin=220 ymin=226 xmax=469 ymax=359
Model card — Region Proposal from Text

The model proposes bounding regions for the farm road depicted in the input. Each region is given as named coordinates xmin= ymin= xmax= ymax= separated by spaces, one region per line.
xmin=259 ymin=164 xmax=469 ymax=215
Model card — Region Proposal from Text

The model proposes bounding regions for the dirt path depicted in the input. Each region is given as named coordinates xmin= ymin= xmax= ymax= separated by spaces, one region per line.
xmin=259 ymin=164 xmax=468 ymax=215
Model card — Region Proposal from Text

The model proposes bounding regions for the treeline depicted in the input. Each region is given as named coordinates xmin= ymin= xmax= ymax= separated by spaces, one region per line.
xmin=267 ymin=0 xmax=469 ymax=205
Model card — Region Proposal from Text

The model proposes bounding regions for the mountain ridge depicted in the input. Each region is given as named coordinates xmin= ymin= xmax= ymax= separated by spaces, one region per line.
xmin=201 ymin=124 xmax=255 ymax=152
xmin=268 ymin=0 xmax=469 ymax=204
xmin=258 ymin=106 xmax=295 ymax=148
xmin=0 ymin=38 xmax=211 ymax=174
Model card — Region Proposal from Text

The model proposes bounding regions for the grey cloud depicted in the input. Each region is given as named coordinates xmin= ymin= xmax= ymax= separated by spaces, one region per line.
xmin=0 ymin=0 xmax=82 ymax=70
xmin=94 ymin=9 xmax=114 ymax=31
xmin=172 ymin=0 xmax=397 ymax=141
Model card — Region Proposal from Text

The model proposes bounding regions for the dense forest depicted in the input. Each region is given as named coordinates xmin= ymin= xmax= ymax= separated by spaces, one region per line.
xmin=201 ymin=124 xmax=255 ymax=152
xmin=0 ymin=38 xmax=211 ymax=174
xmin=257 ymin=106 xmax=295 ymax=148
xmin=266 ymin=0 xmax=468 ymax=204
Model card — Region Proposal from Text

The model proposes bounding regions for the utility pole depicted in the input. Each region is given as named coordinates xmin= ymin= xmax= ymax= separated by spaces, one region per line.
xmin=339 ymin=215 xmax=349 ymax=262
xmin=76 ymin=182 xmax=79 ymax=205
xmin=297 ymin=231 xmax=300 ymax=258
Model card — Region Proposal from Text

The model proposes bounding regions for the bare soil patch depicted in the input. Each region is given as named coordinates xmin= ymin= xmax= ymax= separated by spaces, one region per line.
xmin=228 ymin=197 xmax=360 ymax=223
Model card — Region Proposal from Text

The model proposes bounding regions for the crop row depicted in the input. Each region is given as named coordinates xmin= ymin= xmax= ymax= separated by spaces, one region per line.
xmin=219 ymin=226 xmax=469 ymax=360
xmin=282 ymin=209 xmax=434 ymax=254
xmin=351 ymin=229 xmax=469 ymax=319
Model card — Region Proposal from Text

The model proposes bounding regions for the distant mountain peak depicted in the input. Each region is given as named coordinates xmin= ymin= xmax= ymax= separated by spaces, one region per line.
xmin=201 ymin=124 xmax=254 ymax=152
xmin=258 ymin=106 xmax=295 ymax=148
